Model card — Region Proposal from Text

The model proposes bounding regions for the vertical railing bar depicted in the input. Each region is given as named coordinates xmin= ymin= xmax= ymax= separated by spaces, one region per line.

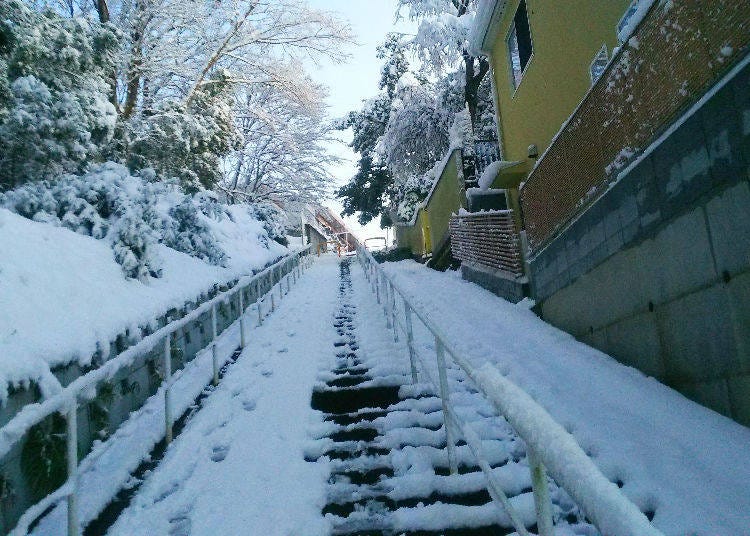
xmin=66 ymin=402 xmax=79 ymax=536
xmin=375 ymin=269 xmax=381 ymax=304
xmin=163 ymin=335 xmax=173 ymax=444
xmin=405 ymin=303 xmax=418 ymax=384
xmin=435 ymin=337 xmax=458 ymax=475
xmin=239 ymin=289 xmax=246 ymax=349
xmin=384 ymin=273 xmax=392 ymax=328
xmin=529 ymin=447 xmax=555 ymax=536
xmin=211 ymin=304 xmax=219 ymax=386
xmin=390 ymin=281 xmax=399 ymax=342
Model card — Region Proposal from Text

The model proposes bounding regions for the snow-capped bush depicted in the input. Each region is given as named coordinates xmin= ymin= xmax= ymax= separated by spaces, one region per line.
xmin=0 ymin=163 xmax=228 ymax=279
xmin=396 ymin=172 xmax=434 ymax=222
xmin=0 ymin=1 xmax=119 ymax=189
xmin=248 ymin=202 xmax=288 ymax=246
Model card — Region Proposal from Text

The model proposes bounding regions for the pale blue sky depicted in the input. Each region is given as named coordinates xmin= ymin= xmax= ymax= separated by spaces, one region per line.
xmin=306 ymin=0 xmax=414 ymax=241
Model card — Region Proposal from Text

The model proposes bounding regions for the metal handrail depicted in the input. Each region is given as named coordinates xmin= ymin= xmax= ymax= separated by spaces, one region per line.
xmin=4 ymin=245 xmax=314 ymax=536
xmin=356 ymin=245 xmax=664 ymax=536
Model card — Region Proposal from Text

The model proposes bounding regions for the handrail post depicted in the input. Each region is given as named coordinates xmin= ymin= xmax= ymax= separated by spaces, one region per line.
xmin=66 ymin=402 xmax=79 ymax=536
xmin=436 ymin=338 xmax=458 ymax=475
xmin=528 ymin=447 xmax=554 ymax=536
xmin=390 ymin=282 xmax=399 ymax=342
xmin=239 ymin=290 xmax=246 ymax=349
xmin=163 ymin=335 xmax=173 ymax=444
xmin=384 ymin=275 xmax=392 ymax=328
xmin=211 ymin=304 xmax=219 ymax=386
xmin=375 ymin=269 xmax=381 ymax=304
xmin=405 ymin=304 xmax=418 ymax=383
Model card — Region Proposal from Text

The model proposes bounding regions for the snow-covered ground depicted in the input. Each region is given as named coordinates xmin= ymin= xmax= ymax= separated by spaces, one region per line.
xmin=17 ymin=255 xmax=750 ymax=535
xmin=382 ymin=260 xmax=750 ymax=535
xmin=0 ymin=208 xmax=287 ymax=402
xmin=105 ymin=256 xmax=340 ymax=536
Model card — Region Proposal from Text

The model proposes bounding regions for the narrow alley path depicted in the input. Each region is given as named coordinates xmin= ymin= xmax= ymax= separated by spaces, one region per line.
xmin=93 ymin=255 xmax=597 ymax=536
xmin=308 ymin=260 xmax=592 ymax=535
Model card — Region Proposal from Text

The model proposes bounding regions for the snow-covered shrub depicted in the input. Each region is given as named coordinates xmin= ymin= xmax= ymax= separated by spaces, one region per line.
xmin=0 ymin=163 xmax=228 ymax=279
xmin=161 ymin=197 xmax=226 ymax=266
xmin=110 ymin=207 xmax=161 ymax=280
xmin=248 ymin=202 xmax=288 ymax=246
xmin=396 ymin=172 xmax=434 ymax=222
xmin=0 ymin=1 xmax=119 ymax=189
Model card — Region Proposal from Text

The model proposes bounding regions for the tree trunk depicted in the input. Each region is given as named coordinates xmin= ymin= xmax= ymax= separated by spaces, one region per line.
xmin=95 ymin=0 xmax=110 ymax=23
xmin=463 ymin=51 xmax=490 ymax=132
xmin=93 ymin=0 xmax=119 ymax=109
xmin=122 ymin=0 xmax=148 ymax=119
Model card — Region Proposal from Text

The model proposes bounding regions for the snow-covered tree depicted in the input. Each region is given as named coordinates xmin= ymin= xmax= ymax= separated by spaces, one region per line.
xmin=379 ymin=75 xmax=452 ymax=181
xmin=0 ymin=1 xmax=119 ymax=189
xmin=122 ymin=71 xmax=240 ymax=191
xmin=396 ymin=0 xmax=490 ymax=129
xmin=219 ymin=81 xmax=337 ymax=205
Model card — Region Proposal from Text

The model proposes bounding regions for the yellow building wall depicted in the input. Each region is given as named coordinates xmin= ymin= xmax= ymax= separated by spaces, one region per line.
xmin=395 ymin=150 xmax=465 ymax=257
xmin=395 ymin=209 xmax=427 ymax=257
xmin=423 ymin=150 xmax=464 ymax=253
xmin=490 ymin=0 xmax=631 ymax=164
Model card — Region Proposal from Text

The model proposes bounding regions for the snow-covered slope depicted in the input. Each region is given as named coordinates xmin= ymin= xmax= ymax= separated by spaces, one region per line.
xmin=0 ymin=208 xmax=287 ymax=402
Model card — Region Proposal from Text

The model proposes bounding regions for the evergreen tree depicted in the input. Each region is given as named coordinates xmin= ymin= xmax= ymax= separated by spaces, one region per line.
xmin=0 ymin=0 xmax=119 ymax=190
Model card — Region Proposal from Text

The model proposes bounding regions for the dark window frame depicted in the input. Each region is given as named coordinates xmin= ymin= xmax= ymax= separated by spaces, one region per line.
xmin=507 ymin=0 xmax=534 ymax=92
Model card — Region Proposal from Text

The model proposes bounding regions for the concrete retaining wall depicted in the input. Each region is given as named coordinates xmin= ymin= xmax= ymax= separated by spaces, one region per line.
xmin=531 ymin=61 xmax=750 ymax=425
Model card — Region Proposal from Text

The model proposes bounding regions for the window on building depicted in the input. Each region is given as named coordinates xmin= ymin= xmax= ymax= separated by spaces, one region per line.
xmin=589 ymin=44 xmax=609 ymax=85
xmin=507 ymin=0 xmax=533 ymax=91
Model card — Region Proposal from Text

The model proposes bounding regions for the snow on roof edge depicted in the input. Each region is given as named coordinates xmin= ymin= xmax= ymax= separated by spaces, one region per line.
xmin=469 ymin=0 xmax=508 ymax=56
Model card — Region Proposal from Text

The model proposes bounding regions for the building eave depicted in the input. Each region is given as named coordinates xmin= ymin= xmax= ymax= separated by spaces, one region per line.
xmin=469 ymin=0 xmax=509 ymax=56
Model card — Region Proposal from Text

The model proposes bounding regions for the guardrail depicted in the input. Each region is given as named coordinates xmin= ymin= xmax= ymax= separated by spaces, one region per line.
xmin=3 ymin=246 xmax=314 ymax=536
xmin=356 ymin=245 xmax=664 ymax=536
xmin=449 ymin=210 xmax=524 ymax=277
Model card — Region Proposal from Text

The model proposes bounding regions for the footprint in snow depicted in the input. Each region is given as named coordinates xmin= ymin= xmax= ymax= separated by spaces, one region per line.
xmin=153 ymin=482 xmax=179 ymax=503
xmin=202 ymin=420 xmax=229 ymax=436
xmin=261 ymin=369 xmax=273 ymax=377
xmin=168 ymin=515 xmax=191 ymax=536
xmin=211 ymin=444 xmax=230 ymax=462
xmin=242 ymin=399 xmax=257 ymax=411
xmin=278 ymin=347 xmax=288 ymax=353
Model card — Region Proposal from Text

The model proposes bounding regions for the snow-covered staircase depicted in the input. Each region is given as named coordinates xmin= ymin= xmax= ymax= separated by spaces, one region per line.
xmin=307 ymin=260 xmax=592 ymax=535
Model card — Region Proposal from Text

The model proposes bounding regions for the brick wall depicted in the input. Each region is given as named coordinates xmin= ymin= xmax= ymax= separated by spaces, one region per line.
xmin=520 ymin=0 xmax=750 ymax=252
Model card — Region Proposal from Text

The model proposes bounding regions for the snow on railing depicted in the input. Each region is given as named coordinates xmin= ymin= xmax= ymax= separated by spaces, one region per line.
xmin=2 ymin=246 xmax=314 ymax=536
xmin=356 ymin=246 xmax=665 ymax=536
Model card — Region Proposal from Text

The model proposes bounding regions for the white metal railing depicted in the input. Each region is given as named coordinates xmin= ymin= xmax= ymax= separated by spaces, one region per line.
xmin=356 ymin=246 xmax=664 ymax=536
xmin=3 ymin=246 xmax=314 ymax=536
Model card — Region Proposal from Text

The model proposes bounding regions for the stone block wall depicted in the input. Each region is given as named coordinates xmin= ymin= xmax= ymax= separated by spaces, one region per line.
xmin=532 ymin=60 xmax=750 ymax=425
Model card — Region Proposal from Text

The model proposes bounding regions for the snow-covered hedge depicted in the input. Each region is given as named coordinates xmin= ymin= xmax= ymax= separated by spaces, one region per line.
xmin=0 ymin=163 xmax=246 ymax=279
xmin=247 ymin=201 xmax=288 ymax=246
